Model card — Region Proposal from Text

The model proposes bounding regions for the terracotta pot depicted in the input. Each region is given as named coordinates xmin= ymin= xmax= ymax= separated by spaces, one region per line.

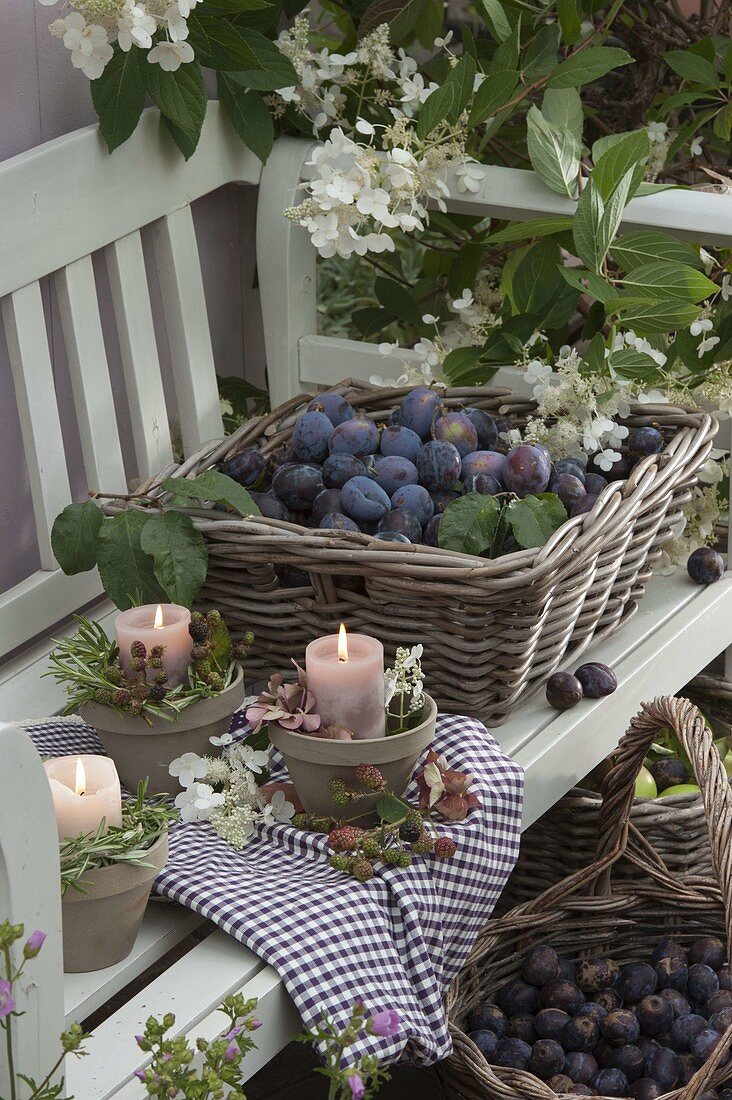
xmin=80 ymin=667 xmax=246 ymax=796
xmin=269 ymin=694 xmax=437 ymax=820
xmin=62 ymin=832 xmax=168 ymax=972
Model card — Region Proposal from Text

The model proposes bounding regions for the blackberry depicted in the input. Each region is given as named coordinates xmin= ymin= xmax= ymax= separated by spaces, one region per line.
xmin=362 ymin=837 xmax=381 ymax=859
xmin=434 ymin=837 xmax=457 ymax=860
xmin=399 ymin=819 xmax=422 ymax=842
xmin=191 ymin=645 xmax=211 ymax=661
xmin=94 ymin=688 xmax=114 ymax=705
xmin=353 ymin=763 xmax=385 ymax=791
xmin=132 ymin=657 xmax=147 ymax=673
xmin=328 ymin=826 xmax=364 ymax=852
xmin=113 ymin=688 xmax=131 ymax=706
xmin=351 ymin=858 xmax=375 ymax=882
xmin=329 ymin=854 xmax=352 ymax=873
xmin=411 ymin=832 xmax=434 ymax=855
xmin=149 ymin=684 xmax=167 ymax=702
xmin=189 ymin=618 xmax=210 ymax=644
xmin=130 ymin=640 xmax=147 ymax=660
xmin=208 ymin=673 xmax=224 ymax=692
xmin=328 ymin=777 xmax=352 ymax=806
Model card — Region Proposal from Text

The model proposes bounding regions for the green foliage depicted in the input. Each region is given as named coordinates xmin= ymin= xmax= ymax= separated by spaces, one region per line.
xmin=438 ymin=491 xmax=567 ymax=558
xmin=139 ymin=511 xmax=208 ymax=608
xmin=144 ymin=59 xmax=207 ymax=156
xmin=91 ymin=46 xmax=146 ymax=153
xmin=51 ymin=500 xmax=104 ymax=575
xmin=97 ymin=511 xmax=168 ymax=610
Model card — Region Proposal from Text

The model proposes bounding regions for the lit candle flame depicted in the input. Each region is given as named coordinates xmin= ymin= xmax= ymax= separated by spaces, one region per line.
xmin=75 ymin=758 xmax=86 ymax=797
xmin=153 ymin=604 xmax=164 ymax=629
xmin=338 ymin=623 xmax=349 ymax=663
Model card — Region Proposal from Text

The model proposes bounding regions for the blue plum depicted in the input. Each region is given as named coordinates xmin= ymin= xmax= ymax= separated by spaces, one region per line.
xmin=307 ymin=393 xmax=354 ymax=427
xmin=391 ymin=484 xmax=434 ymax=526
xmin=645 ymin=1046 xmax=682 ymax=1088
xmin=417 ymin=441 xmax=462 ymax=491
xmin=562 ymin=1015 xmax=599 ymax=1052
xmin=618 ymin=963 xmax=657 ymax=1003
xmin=554 ymin=458 xmax=586 ymax=483
xmin=399 ymin=387 xmax=443 ymax=440
xmin=328 ymin=417 xmax=379 ymax=457
xmin=576 ymin=1003 xmax=608 ymax=1027
xmin=576 ymin=958 xmax=619 ymax=993
xmin=249 ymin=491 xmax=291 ymax=521
xmin=536 ymin=1009 xmax=571 ymax=1041
xmin=322 ymin=453 xmax=367 ymax=489
xmin=687 ymin=547 xmax=725 ymax=585
xmin=461 ymin=450 xmax=507 ymax=484
xmin=710 ymin=1007 xmax=732 ymax=1033
xmin=584 ymin=472 xmax=608 ymax=495
xmin=341 ymin=476 xmax=391 ymax=524
xmin=507 ymin=1014 xmax=537 ymax=1044
xmin=431 ymin=490 xmax=461 ymax=513
xmin=463 ymin=473 xmax=502 ymax=495
xmin=637 ymin=995 xmax=673 ymax=1037
xmin=546 ymin=672 xmax=583 ymax=711
xmin=563 ymin=1052 xmax=598 ymax=1085
xmin=670 ymin=1014 xmax=707 ymax=1052
xmin=689 ymin=938 xmax=725 ymax=971
xmin=628 ymin=426 xmax=664 ymax=463
xmin=432 ymin=410 xmax=478 ymax=457
xmin=292 ymin=410 xmax=333 ymax=462
xmin=655 ymin=956 xmax=688 ymax=992
xmin=570 ymin=493 xmax=599 ymax=517
xmin=651 ymin=939 xmax=687 ymax=966
xmin=423 ymin=514 xmax=442 ymax=546
xmin=319 ymin=512 xmax=360 ymax=532
xmin=592 ymin=1068 xmax=629 ymax=1096
xmin=464 ymin=407 xmax=499 ymax=450
xmin=530 ymin=1039 xmax=565 ymax=1079
xmin=272 ymin=464 xmax=323 ymax=511
xmin=377 ymin=509 xmax=421 ymax=543
xmin=494 ymin=1038 xmax=532 ymax=1070
xmin=379 ymin=425 xmax=423 ymax=464
xmin=688 ymin=964 xmax=718 ymax=1002
xmin=466 ymin=1003 xmax=507 ymax=1038
xmin=574 ymin=662 xmax=617 ymax=698
xmin=603 ymin=1009 xmax=641 ymax=1046
xmin=468 ymin=1029 xmax=498 ymax=1061
xmin=311 ymin=489 xmax=343 ymax=526
xmin=550 ymin=474 xmax=585 ymax=511
xmin=222 ymin=448 xmax=266 ymax=488
xmin=629 ymin=1080 xmax=664 ymax=1100
xmin=372 ymin=455 xmax=418 ymax=497
xmin=706 ymin=990 xmax=732 ymax=1015
xmin=374 ymin=531 xmax=410 ymax=543
xmin=693 ymin=1028 xmax=727 ymax=1066
xmin=497 ymin=977 xmax=540 ymax=1016
xmin=539 ymin=979 xmax=584 ymax=1014
xmin=522 ymin=945 xmax=560 ymax=987
xmin=601 ymin=1044 xmax=644 ymax=1083
xmin=659 ymin=989 xmax=690 ymax=1019
xmin=504 ymin=444 xmax=552 ymax=497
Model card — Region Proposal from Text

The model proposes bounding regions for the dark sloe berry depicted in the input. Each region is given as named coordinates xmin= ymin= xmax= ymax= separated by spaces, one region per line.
xmin=521 ymin=945 xmax=560 ymax=987
xmin=617 ymin=962 xmax=657 ymax=1003
xmin=496 ymin=977 xmax=540 ymax=1017
xmin=651 ymin=938 xmax=687 ymax=966
xmin=576 ymin=1002 xmax=608 ymax=1027
xmin=539 ymin=979 xmax=585 ymax=1015
xmin=592 ymin=1067 xmax=629 ymax=1096
xmin=659 ymin=988 xmax=691 ymax=1019
xmin=249 ymin=491 xmax=291 ymax=521
xmin=546 ymin=1074 xmax=575 ymax=1093
xmin=705 ymin=989 xmax=732 ymax=1016
xmin=693 ymin=1028 xmax=726 ymax=1066
xmin=506 ymin=1014 xmax=536 ymax=1044
xmin=629 ymin=1079 xmax=664 ymax=1100
xmin=563 ymin=1052 xmax=598 ymax=1085
xmin=311 ymin=488 xmax=343 ymax=526
xmin=554 ymin=458 xmax=586 ymax=483
xmin=430 ymin=490 xmax=460 ymax=513
xmin=468 ymin=1029 xmax=498 ymax=1060
xmin=645 ymin=1046 xmax=682 ymax=1089
xmin=601 ymin=1043 xmax=644 ymax=1083
xmin=464 ymin=408 xmax=499 ymax=450
xmin=628 ymin=426 xmax=663 ymax=463
xmin=529 ymin=1039 xmax=565 ymax=1079
xmin=603 ymin=1009 xmax=640 ymax=1046
xmin=574 ymin=662 xmax=618 ymax=699
xmin=597 ymin=988 xmax=622 ymax=1012
xmin=546 ymin=672 xmax=583 ymax=711
xmin=687 ymin=546 xmax=725 ymax=585
xmin=494 ymin=1037 xmax=532 ymax=1070
xmin=466 ymin=1003 xmax=507 ymax=1038
xmin=562 ymin=1015 xmax=599 ymax=1052
xmin=535 ymin=1009 xmax=571 ymax=1041
xmin=689 ymin=937 xmax=726 ymax=971
xmin=637 ymin=994 xmax=673 ymax=1037
xmin=570 ymin=492 xmax=599 ymax=517
xmin=576 ymin=957 xmax=619 ymax=993
xmin=710 ymin=1007 xmax=732 ymax=1034
xmin=688 ymin=963 xmax=719 ymax=1003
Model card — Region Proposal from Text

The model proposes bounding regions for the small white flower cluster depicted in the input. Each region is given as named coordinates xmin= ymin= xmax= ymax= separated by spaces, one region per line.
xmin=645 ymin=121 xmax=674 ymax=182
xmin=657 ymin=456 xmax=728 ymax=574
xmin=169 ymin=737 xmax=295 ymax=851
xmin=40 ymin=0 xmax=198 ymax=80
xmin=384 ymin=644 xmax=425 ymax=715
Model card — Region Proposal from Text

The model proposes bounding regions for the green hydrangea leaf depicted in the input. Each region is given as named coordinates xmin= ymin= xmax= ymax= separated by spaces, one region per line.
xmin=51 ymin=500 xmax=104 ymax=575
xmin=96 ymin=512 xmax=167 ymax=611
xmin=438 ymin=494 xmax=501 ymax=556
xmin=506 ymin=494 xmax=567 ymax=550
xmin=140 ymin=511 xmax=208 ymax=608
xmin=162 ymin=471 xmax=262 ymax=517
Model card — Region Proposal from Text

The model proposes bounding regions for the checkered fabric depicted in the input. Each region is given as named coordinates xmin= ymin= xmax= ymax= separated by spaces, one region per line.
xmin=26 ymin=712 xmax=523 ymax=1066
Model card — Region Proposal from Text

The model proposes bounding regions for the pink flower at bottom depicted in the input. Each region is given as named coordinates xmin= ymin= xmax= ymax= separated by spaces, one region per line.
xmin=224 ymin=1038 xmax=240 ymax=1063
xmin=0 ymin=979 xmax=14 ymax=1019
xmin=368 ymin=1009 xmax=400 ymax=1037
xmin=347 ymin=1073 xmax=365 ymax=1100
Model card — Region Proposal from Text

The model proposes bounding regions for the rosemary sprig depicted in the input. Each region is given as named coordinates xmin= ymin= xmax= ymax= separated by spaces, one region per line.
xmin=45 ymin=615 xmax=239 ymax=725
xmin=60 ymin=779 xmax=175 ymax=894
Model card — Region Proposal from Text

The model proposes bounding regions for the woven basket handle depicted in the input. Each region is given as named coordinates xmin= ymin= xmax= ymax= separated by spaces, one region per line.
xmin=592 ymin=695 xmax=732 ymax=943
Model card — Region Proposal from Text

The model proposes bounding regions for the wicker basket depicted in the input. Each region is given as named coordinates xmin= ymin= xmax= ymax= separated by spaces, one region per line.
xmin=439 ymin=695 xmax=732 ymax=1100
xmin=136 ymin=381 xmax=716 ymax=725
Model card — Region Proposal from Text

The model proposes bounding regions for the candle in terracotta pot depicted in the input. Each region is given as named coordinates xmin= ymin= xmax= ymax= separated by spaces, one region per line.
xmin=44 ymin=755 xmax=123 ymax=841
xmin=115 ymin=603 xmax=193 ymax=687
xmin=305 ymin=625 xmax=385 ymax=740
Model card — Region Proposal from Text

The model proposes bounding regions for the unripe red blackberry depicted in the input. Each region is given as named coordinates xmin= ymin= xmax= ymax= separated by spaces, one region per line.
xmin=95 ymin=688 xmax=114 ymax=705
xmin=130 ymin=640 xmax=147 ymax=660
xmin=191 ymin=645 xmax=210 ymax=661
xmin=328 ymin=826 xmax=364 ymax=852
xmin=434 ymin=837 xmax=457 ymax=860
xmin=411 ymin=832 xmax=434 ymax=855
xmin=113 ymin=688 xmax=131 ymax=706
xmin=354 ymin=763 xmax=385 ymax=791
xmin=351 ymin=857 xmax=375 ymax=882
xmin=132 ymin=657 xmax=147 ymax=673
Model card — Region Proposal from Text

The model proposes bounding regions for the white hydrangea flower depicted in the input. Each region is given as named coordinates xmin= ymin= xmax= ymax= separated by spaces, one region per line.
xmin=148 ymin=39 xmax=194 ymax=70
xmin=434 ymin=30 xmax=454 ymax=48
xmin=636 ymin=389 xmax=670 ymax=404
xmin=117 ymin=2 xmax=156 ymax=51
xmin=690 ymin=317 xmax=713 ymax=337
xmin=721 ymin=274 xmax=731 ymax=302
xmin=454 ymin=163 xmax=484 ymax=194
xmin=647 ymin=120 xmax=669 ymax=143
xmin=595 ymin=448 xmax=623 ymax=472
xmin=698 ymin=335 xmax=720 ymax=358
xmin=229 ymin=743 xmax=270 ymax=775
xmin=61 ymin=13 xmax=113 ymax=79
xmin=175 ymin=782 xmax=225 ymax=823
xmin=399 ymin=73 xmax=438 ymax=116
xmin=690 ymin=136 xmax=704 ymax=157
xmin=451 ymin=289 xmax=474 ymax=311
xmin=262 ymin=789 xmax=296 ymax=826
xmin=169 ymin=752 xmax=208 ymax=788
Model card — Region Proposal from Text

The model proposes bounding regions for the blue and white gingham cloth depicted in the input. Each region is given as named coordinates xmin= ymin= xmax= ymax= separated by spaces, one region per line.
xmin=26 ymin=711 xmax=523 ymax=1066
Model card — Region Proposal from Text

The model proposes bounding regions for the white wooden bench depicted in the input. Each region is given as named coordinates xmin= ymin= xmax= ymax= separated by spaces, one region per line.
xmin=1 ymin=106 xmax=732 ymax=1097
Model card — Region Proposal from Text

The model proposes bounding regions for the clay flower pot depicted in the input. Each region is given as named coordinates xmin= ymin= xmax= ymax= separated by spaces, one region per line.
xmin=80 ymin=667 xmax=246 ymax=796
xmin=62 ymin=832 xmax=168 ymax=973
xmin=269 ymin=694 xmax=437 ymax=820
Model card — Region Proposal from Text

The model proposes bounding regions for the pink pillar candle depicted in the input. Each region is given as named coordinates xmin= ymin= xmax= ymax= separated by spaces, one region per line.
xmin=115 ymin=603 xmax=193 ymax=688
xmin=305 ymin=627 xmax=385 ymax=740
xmin=44 ymin=755 xmax=123 ymax=841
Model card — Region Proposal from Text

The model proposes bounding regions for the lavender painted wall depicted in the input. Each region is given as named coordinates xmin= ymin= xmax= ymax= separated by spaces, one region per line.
xmin=0 ymin=4 xmax=265 ymax=598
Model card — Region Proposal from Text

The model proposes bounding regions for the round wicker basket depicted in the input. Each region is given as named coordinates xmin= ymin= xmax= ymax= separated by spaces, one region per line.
xmin=439 ymin=695 xmax=732 ymax=1100
xmin=129 ymin=380 xmax=717 ymax=725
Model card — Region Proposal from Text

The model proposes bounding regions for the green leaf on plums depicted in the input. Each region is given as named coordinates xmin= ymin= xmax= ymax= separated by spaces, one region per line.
xmin=162 ymin=470 xmax=261 ymax=517
xmin=96 ymin=511 xmax=167 ymax=611
xmin=140 ymin=511 xmax=208 ymax=608
xmin=52 ymin=500 xmax=104 ymax=575
xmin=438 ymin=493 xmax=501 ymax=556
xmin=506 ymin=493 xmax=567 ymax=550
